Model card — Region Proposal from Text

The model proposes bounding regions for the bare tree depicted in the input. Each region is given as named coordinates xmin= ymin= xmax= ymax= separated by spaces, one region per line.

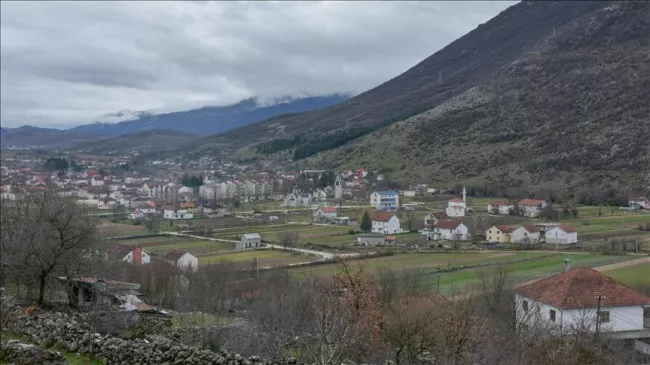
xmin=278 ymin=231 xmax=300 ymax=250
xmin=1 ymin=188 xmax=98 ymax=304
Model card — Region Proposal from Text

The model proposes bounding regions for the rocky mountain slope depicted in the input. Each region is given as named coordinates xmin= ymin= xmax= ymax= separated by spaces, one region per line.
xmin=70 ymin=129 xmax=198 ymax=155
xmin=189 ymin=1 xmax=613 ymax=157
xmin=0 ymin=126 xmax=103 ymax=148
xmin=307 ymin=1 xmax=650 ymax=192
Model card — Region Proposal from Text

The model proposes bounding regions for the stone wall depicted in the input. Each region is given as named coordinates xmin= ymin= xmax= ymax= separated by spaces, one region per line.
xmin=1 ymin=303 xmax=299 ymax=365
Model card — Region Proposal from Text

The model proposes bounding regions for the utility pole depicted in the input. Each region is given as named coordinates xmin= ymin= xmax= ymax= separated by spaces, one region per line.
xmin=595 ymin=295 xmax=604 ymax=335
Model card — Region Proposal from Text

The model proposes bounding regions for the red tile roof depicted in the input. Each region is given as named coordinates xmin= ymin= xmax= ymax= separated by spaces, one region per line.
xmin=372 ymin=212 xmax=394 ymax=222
xmin=497 ymin=225 xmax=514 ymax=233
xmin=556 ymin=225 xmax=576 ymax=233
xmin=515 ymin=268 xmax=650 ymax=309
xmin=320 ymin=207 xmax=337 ymax=213
xmin=519 ymin=199 xmax=545 ymax=206
xmin=435 ymin=220 xmax=463 ymax=230
xmin=449 ymin=198 xmax=464 ymax=203
xmin=518 ymin=224 xmax=540 ymax=233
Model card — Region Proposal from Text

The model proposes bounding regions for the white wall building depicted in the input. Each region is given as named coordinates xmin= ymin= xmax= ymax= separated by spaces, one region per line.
xmin=519 ymin=199 xmax=548 ymax=217
xmin=432 ymin=220 xmax=469 ymax=241
xmin=165 ymin=251 xmax=199 ymax=272
xmin=163 ymin=209 xmax=194 ymax=220
xmin=511 ymin=225 xmax=541 ymax=244
xmin=515 ymin=266 xmax=650 ymax=335
xmin=487 ymin=200 xmax=514 ymax=215
xmin=545 ymin=225 xmax=578 ymax=244
xmin=370 ymin=190 xmax=399 ymax=211
xmin=371 ymin=213 xmax=402 ymax=234
xmin=445 ymin=187 xmax=467 ymax=217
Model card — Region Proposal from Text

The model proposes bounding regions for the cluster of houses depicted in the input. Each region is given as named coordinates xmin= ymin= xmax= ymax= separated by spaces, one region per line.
xmin=110 ymin=245 xmax=199 ymax=272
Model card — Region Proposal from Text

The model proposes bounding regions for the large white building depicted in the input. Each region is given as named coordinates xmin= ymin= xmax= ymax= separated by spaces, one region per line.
xmin=163 ymin=208 xmax=194 ymax=220
xmin=165 ymin=250 xmax=199 ymax=272
xmin=431 ymin=220 xmax=469 ymax=241
xmin=511 ymin=225 xmax=541 ymax=244
xmin=515 ymin=266 xmax=650 ymax=335
xmin=486 ymin=200 xmax=514 ymax=215
xmin=371 ymin=213 xmax=402 ymax=235
xmin=519 ymin=199 xmax=547 ymax=217
xmin=370 ymin=190 xmax=399 ymax=211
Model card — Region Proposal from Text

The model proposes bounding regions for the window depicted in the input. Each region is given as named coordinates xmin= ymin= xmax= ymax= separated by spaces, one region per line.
xmin=598 ymin=311 xmax=610 ymax=323
xmin=522 ymin=300 xmax=529 ymax=312
xmin=549 ymin=310 xmax=556 ymax=322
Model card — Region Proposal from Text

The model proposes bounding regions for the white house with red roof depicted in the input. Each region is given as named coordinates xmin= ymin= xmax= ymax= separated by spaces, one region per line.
xmin=445 ymin=187 xmax=467 ymax=217
xmin=432 ymin=220 xmax=469 ymax=241
xmin=515 ymin=266 xmax=650 ymax=335
xmin=519 ymin=199 xmax=547 ymax=217
xmin=313 ymin=206 xmax=337 ymax=222
xmin=487 ymin=200 xmax=514 ymax=215
xmin=511 ymin=225 xmax=541 ymax=244
xmin=629 ymin=196 xmax=649 ymax=209
xmin=545 ymin=225 xmax=578 ymax=244
xmin=371 ymin=212 xmax=402 ymax=234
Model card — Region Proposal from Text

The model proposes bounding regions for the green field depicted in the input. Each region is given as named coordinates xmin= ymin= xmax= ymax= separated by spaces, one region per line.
xmin=98 ymin=222 xmax=149 ymax=237
xmin=604 ymin=262 xmax=650 ymax=287
xmin=560 ymin=213 xmax=650 ymax=235
xmin=114 ymin=236 xmax=233 ymax=254
xmin=198 ymin=249 xmax=317 ymax=267
xmin=291 ymin=251 xmax=548 ymax=278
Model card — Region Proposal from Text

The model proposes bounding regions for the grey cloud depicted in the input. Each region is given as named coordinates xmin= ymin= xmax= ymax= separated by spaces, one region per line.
xmin=0 ymin=1 xmax=514 ymax=128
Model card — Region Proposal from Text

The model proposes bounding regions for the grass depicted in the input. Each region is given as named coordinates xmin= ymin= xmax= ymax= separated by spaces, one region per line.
xmin=171 ymin=312 xmax=228 ymax=328
xmin=604 ymin=262 xmax=650 ymax=287
xmin=560 ymin=212 xmax=650 ymax=234
xmin=291 ymin=251 xmax=548 ymax=278
xmin=98 ymin=222 xmax=148 ymax=237
xmin=198 ymin=249 xmax=317 ymax=266
xmin=1 ymin=332 xmax=102 ymax=365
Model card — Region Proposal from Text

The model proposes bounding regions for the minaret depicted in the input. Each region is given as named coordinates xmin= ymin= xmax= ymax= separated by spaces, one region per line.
xmin=334 ymin=175 xmax=343 ymax=202
xmin=462 ymin=185 xmax=467 ymax=203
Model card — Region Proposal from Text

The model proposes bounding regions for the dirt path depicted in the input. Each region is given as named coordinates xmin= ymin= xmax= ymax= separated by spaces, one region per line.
xmin=592 ymin=256 xmax=650 ymax=272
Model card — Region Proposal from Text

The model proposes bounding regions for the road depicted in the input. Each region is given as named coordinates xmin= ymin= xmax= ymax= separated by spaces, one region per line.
xmin=166 ymin=231 xmax=341 ymax=260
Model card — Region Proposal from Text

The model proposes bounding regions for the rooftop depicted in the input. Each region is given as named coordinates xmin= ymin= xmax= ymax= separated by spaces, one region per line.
xmin=515 ymin=267 xmax=650 ymax=309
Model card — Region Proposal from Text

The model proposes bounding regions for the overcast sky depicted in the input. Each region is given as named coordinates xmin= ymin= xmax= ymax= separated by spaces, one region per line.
xmin=0 ymin=1 xmax=515 ymax=129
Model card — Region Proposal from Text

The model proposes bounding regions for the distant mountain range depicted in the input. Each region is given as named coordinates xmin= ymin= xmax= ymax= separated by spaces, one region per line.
xmin=0 ymin=94 xmax=349 ymax=147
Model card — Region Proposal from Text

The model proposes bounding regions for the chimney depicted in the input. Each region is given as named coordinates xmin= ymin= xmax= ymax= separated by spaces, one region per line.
xmin=564 ymin=258 xmax=571 ymax=272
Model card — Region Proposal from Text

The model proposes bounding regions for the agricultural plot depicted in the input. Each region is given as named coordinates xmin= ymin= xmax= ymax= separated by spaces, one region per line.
xmin=198 ymin=249 xmax=317 ymax=267
xmin=98 ymin=222 xmax=148 ymax=237
xmin=114 ymin=236 xmax=232 ymax=254
xmin=559 ymin=212 xmax=650 ymax=237
xmin=291 ymin=251 xmax=549 ymax=278
xmin=604 ymin=262 xmax=650 ymax=287
xmin=433 ymin=253 xmax=640 ymax=295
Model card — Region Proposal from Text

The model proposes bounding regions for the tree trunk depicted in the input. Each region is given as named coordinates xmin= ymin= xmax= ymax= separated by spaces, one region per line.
xmin=37 ymin=271 xmax=47 ymax=305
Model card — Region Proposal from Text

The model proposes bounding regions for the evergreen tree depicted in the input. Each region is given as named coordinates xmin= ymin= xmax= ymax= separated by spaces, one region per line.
xmin=360 ymin=211 xmax=372 ymax=233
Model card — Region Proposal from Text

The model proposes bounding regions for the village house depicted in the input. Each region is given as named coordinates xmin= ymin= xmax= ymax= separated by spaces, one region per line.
xmin=486 ymin=225 xmax=514 ymax=243
xmin=515 ymin=264 xmax=650 ymax=336
xmin=423 ymin=212 xmax=449 ymax=228
xmin=629 ymin=196 xmax=650 ymax=209
xmin=164 ymin=250 xmax=198 ymax=272
xmin=356 ymin=233 xmax=393 ymax=247
xmin=284 ymin=187 xmax=312 ymax=207
xmin=519 ymin=199 xmax=547 ymax=217
xmin=111 ymin=245 xmax=151 ymax=265
xmin=370 ymin=190 xmax=399 ymax=211
xmin=371 ymin=212 xmax=402 ymax=235
xmin=163 ymin=207 xmax=194 ymax=220
xmin=313 ymin=206 xmax=337 ymax=222
xmin=237 ymin=233 xmax=262 ymax=250
xmin=511 ymin=225 xmax=541 ymax=244
xmin=98 ymin=197 xmax=117 ymax=210
xmin=445 ymin=187 xmax=467 ymax=217
xmin=133 ymin=201 xmax=157 ymax=214
xmin=432 ymin=220 xmax=470 ymax=241
xmin=487 ymin=200 xmax=514 ymax=215
xmin=545 ymin=225 xmax=578 ymax=245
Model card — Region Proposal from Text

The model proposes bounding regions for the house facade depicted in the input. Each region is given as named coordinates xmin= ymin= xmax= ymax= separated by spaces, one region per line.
xmin=515 ymin=267 xmax=650 ymax=335
xmin=163 ymin=208 xmax=194 ymax=220
xmin=424 ymin=212 xmax=449 ymax=229
xmin=629 ymin=196 xmax=650 ymax=209
xmin=519 ymin=199 xmax=547 ymax=217
xmin=511 ymin=225 xmax=541 ymax=244
xmin=112 ymin=246 xmax=151 ymax=265
xmin=545 ymin=225 xmax=578 ymax=245
xmin=313 ymin=207 xmax=337 ymax=222
xmin=485 ymin=225 xmax=513 ymax=243
xmin=236 ymin=233 xmax=262 ymax=250
xmin=370 ymin=190 xmax=399 ymax=211
xmin=432 ymin=221 xmax=469 ymax=241
xmin=165 ymin=250 xmax=198 ymax=272
xmin=371 ymin=213 xmax=402 ymax=235
xmin=356 ymin=234 xmax=390 ymax=247
xmin=445 ymin=187 xmax=467 ymax=217
xmin=487 ymin=200 xmax=514 ymax=215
